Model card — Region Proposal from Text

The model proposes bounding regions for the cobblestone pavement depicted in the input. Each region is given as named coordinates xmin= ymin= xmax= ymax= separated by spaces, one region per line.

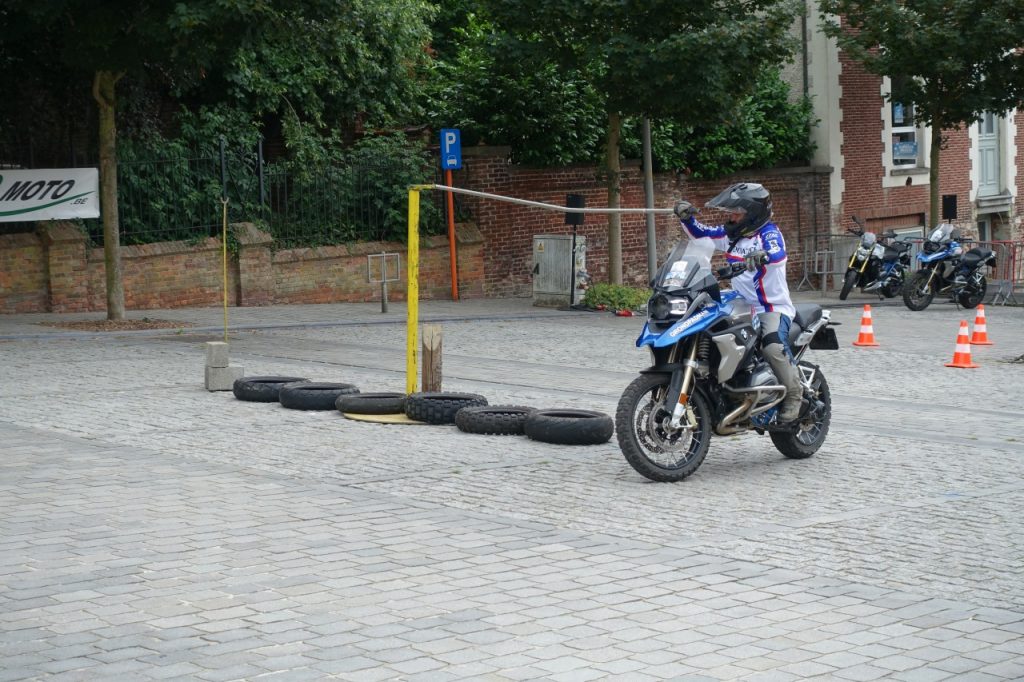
xmin=2 ymin=293 xmax=1023 ymax=681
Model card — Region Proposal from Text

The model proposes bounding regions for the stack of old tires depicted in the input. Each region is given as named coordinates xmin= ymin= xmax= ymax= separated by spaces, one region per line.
xmin=231 ymin=377 xmax=612 ymax=446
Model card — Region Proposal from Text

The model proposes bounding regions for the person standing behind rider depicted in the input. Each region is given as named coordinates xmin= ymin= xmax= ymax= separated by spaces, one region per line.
xmin=673 ymin=182 xmax=803 ymax=423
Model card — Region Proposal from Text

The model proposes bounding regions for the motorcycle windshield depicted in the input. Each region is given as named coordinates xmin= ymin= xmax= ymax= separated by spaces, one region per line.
xmin=653 ymin=237 xmax=719 ymax=298
xmin=860 ymin=232 xmax=877 ymax=248
xmin=929 ymin=224 xmax=956 ymax=242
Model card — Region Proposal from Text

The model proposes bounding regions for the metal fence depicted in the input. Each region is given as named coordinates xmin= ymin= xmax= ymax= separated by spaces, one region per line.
xmin=1 ymin=139 xmax=448 ymax=247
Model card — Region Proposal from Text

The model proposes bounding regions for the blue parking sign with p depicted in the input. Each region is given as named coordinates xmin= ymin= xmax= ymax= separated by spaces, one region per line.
xmin=440 ymin=128 xmax=462 ymax=170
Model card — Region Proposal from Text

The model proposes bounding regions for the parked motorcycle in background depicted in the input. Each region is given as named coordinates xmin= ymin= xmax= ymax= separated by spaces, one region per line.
xmin=903 ymin=223 xmax=996 ymax=311
xmin=616 ymin=237 xmax=840 ymax=483
xmin=838 ymin=216 xmax=912 ymax=300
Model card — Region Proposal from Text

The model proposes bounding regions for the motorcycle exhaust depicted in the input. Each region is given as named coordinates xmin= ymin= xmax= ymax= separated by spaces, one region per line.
xmin=714 ymin=385 xmax=786 ymax=435
xmin=715 ymin=397 xmax=755 ymax=436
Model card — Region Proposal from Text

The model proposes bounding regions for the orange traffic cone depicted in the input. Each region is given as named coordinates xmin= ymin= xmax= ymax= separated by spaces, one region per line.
xmin=852 ymin=305 xmax=880 ymax=347
xmin=945 ymin=320 xmax=979 ymax=368
xmin=969 ymin=305 xmax=993 ymax=346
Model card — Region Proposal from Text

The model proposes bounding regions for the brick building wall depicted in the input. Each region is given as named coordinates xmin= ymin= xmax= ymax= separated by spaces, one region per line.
xmin=836 ymin=53 xmax=1022 ymax=241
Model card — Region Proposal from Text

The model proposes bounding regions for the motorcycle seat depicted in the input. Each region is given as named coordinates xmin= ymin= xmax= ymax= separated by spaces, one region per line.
xmin=793 ymin=304 xmax=822 ymax=330
xmin=961 ymin=247 xmax=994 ymax=268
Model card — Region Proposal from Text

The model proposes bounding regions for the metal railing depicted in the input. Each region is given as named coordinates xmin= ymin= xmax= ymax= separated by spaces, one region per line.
xmin=2 ymin=139 xmax=446 ymax=248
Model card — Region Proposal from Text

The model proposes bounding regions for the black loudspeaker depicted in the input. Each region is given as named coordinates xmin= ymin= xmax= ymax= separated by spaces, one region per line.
xmin=941 ymin=194 xmax=958 ymax=220
xmin=565 ymin=194 xmax=585 ymax=225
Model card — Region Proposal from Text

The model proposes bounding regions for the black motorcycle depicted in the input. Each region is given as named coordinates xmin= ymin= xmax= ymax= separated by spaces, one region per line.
xmin=838 ymin=217 xmax=912 ymax=300
xmin=903 ymin=224 xmax=996 ymax=311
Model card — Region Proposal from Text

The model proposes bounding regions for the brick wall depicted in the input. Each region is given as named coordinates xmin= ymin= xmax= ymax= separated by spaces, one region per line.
xmin=0 ymin=232 xmax=47 ymax=313
xmin=0 ymin=222 xmax=484 ymax=313
xmin=456 ymin=147 xmax=832 ymax=297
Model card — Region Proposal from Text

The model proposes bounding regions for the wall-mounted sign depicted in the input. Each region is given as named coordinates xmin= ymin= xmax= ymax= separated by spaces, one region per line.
xmin=0 ymin=168 xmax=100 ymax=222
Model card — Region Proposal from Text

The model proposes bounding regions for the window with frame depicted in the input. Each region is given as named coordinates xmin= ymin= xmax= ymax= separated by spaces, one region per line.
xmin=889 ymin=76 xmax=921 ymax=167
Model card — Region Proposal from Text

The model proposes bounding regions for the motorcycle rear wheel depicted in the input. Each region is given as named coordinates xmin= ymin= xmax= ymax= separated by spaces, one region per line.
xmin=616 ymin=373 xmax=712 ymax=482
xmin=770 ymin=362 xmax=830 ymax=459
xmin=955 ymin=276 xmax=986 ymax=309
xmin=880 ymin=275 xmax=904 ymax=298
xmin=839 ymin=270 xmax=858 ymax=301
xmin=903 ymin=271 xmax=934 ymax=311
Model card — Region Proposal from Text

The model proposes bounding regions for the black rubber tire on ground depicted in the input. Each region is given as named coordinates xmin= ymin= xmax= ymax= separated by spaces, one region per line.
xmin=839 ymin=269 xmax=858 ymax=300
xmin=405 ymin=392 xmax=489 ymax=425
xmin=335 ymin=392 xmax=407 ymax=415
xmin=524 ymin=408 xmax=614 ymax=446
xmin=278 ymin=382 xmax=360 ymax=410
xmin=233 ymin=376 xmax=311 ymax=402
xmin=455 ymin=405 xmax=536 ymax=435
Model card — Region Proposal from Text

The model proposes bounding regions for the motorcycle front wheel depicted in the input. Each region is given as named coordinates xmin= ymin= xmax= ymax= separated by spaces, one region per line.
xmin=770 ymin=362 xmax=831 ymax=459
xmin=955 ymin=276 xmax=986 ymax=309
xmin=903 ymin=271 xmax=934 ymax=311
xmin=616 ymin=373 xmax=712 ymax=482
xmin=839 ymin=270 xmax=858 ymax=300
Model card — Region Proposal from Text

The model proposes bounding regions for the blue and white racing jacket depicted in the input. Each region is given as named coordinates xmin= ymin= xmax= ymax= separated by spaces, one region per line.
xmin=680 ymin=216 xmax=796 ymax=320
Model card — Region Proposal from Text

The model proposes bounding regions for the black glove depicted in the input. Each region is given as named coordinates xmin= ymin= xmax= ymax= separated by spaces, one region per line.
xmin=744 ymin=249 xmax=768 ymax=271
xmin=673 ymin=200 xmax=698 ymax=221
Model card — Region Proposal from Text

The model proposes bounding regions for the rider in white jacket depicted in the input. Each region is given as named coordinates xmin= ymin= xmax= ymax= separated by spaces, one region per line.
xmin=673 ymin=182 xmax=803 ymax=423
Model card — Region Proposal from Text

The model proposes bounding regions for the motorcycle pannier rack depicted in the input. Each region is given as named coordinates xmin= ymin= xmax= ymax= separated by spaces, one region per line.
xmin=809 ymin=326 xmax=839 ymax=350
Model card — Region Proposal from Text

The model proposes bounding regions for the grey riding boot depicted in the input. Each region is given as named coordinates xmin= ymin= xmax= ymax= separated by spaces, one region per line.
xmin=759 ymin=313 xmax=803 ymax=422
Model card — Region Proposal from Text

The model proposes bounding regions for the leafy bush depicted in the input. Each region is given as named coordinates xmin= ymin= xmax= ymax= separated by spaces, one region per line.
xmin=582 ymin=283 xmax=651 ymax=311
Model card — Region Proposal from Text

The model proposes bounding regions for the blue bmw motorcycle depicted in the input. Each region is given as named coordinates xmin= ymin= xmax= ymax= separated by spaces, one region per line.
xmin=616 ymin=238 xmax=839 ymax=482
xmin=903 ymin=224 xmax=996 ymax=311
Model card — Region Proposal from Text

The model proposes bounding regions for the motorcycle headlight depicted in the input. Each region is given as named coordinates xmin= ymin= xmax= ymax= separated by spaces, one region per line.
xmin=856 ymin=247 xmax=870 ymax=258
xmin=649 ymin=294 xmax=689 ymax=319
xmin=669 ymin=297 xmax=689 ymax=315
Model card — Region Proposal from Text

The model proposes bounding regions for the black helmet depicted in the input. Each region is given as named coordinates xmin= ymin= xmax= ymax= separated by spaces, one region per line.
xmin=706 ymin=182 xmax=773 ymax=240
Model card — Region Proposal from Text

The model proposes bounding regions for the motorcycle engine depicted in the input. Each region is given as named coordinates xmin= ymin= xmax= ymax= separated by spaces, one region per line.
xmin=734 ymin=362 xmax=779 ymax=405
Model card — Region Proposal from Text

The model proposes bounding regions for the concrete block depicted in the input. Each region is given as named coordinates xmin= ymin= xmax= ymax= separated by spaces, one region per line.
xmin=205 ymin=342 xmax=231 ymax=368
xmin=205 ymin=364 xmax=243 ymax=391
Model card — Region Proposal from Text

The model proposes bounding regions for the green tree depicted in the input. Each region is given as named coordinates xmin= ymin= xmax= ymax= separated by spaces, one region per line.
xmin=485 ymin=0 xmax=801 ymax=283
xmin=1 ymin=0 xmax=433 ymax=318
xmin=426 ymin=10 xmax=607 ymax=165
xmin=819 ymin=0 xmax=1024 ymax=227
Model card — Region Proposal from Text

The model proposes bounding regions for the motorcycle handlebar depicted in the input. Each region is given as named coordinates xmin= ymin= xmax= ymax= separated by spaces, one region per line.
xmin=716 ymin=262 xmax=747 ymax=280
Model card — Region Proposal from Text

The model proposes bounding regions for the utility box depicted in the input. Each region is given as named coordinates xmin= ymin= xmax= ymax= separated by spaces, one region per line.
xmin=532 ymin=234 xmax=586 ymax=307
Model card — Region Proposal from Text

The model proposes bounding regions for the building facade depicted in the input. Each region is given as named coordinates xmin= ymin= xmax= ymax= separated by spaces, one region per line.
xmin=801 ymin=6 xmax=1022 ymax=244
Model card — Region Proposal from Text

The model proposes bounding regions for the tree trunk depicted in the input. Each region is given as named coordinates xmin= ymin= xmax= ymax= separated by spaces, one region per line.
xmin=606 ymin=110 xmax=622 ymax=284
xmin=928 ymin=124 xmax=942 ymax=229
xmin=93 ymin=70 xmax=125 ymax=321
